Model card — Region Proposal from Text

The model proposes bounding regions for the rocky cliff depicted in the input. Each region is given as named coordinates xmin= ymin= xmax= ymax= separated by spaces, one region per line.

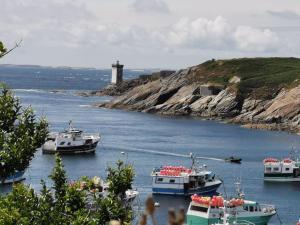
xmin=95 ymin=58 xmax=300 ymax=133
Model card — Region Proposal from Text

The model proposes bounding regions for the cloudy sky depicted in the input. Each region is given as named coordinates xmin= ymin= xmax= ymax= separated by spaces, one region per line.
xmin=1 ymin=0 xmax=300 ymax=69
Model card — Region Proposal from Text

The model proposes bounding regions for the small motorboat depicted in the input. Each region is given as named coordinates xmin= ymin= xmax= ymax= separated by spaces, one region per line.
xmin=42 ymin=121 xmax=101 ymax=154
xmin=0 ymin=170 xmax=25 ymax=184
xmin=225 ymin=156 xmax=242 ymax=164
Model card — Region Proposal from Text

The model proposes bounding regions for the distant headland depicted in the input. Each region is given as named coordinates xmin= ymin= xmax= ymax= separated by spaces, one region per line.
xmin=91 ymin=57 xmax=300 ymax=134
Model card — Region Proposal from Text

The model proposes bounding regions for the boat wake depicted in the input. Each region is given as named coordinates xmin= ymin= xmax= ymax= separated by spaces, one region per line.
xmin=14 ymin=89 xmax=45 ymax=93
xmin=104 ymin=145 xmax=224 ymax=162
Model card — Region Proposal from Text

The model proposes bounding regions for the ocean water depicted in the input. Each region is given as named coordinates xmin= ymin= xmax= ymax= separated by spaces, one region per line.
xmin=0 ymin=65 xmax=299 ymax=224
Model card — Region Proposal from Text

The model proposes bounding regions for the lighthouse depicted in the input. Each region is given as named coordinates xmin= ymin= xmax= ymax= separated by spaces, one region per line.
xmin=111 ymin=60 xmax=124 ymax=85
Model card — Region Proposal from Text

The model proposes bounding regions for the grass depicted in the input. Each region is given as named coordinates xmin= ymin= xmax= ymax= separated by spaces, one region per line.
xmin=192 ymin=57 xmax=300 ymax=99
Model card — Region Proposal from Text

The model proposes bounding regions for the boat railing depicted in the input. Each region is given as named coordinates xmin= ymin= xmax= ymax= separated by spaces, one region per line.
xmin=260 ymin=204 xmax=276 ymax=213
xmin=83 ymin=133 xmax=101 ymax=138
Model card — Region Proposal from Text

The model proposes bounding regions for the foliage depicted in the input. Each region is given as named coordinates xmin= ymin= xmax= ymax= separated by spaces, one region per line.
xmin=0 ymin=41 xmax=7 ymax=58
xmin=0 ymin=88 xmax=48 ymax=182
xmin=0 ymin=41 xmax=21 ymax=58
xmin=0 ymin=155 xmax=135 ymax=225
xmin=107 ymin=160 xmax=135 ymax=199
xmin=193 ymin=57 xmax=300 ymax=99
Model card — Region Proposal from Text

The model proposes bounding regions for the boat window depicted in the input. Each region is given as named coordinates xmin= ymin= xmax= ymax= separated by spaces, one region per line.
xmin=285 ymin=168 xmax=290 ymax=171
xmin=265 ymin=167 xmax=271 ymax=172
xmin=67 ymin=142 xmax=71 ymax=146
xmin=243 ymin=206 xmax=248 ymax=211
xmin=190 ymin=205 xmax=208 ymax=213
xmin=157 ymin=178 xmax=163 ymax=182
xmin=59 ymin=141 xmax=65 ymax=145
xmin=273 ymin=167 xmax=279 ymax=172
xmin=169 ymin=179 xmax=175 ymax=183
xmin=249 ymin=206 xmax=254 ymax=212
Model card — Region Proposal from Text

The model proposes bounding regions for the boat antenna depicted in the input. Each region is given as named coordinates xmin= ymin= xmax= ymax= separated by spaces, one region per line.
xmin=69 ymin=120 xmax=73 ymax=129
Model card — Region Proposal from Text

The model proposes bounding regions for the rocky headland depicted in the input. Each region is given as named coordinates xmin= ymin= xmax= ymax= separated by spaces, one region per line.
xmin=94 ymin=58 xmax=300 ymax=133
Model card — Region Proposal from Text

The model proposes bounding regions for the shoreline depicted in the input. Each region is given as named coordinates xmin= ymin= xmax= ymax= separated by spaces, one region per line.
xmin=93 ymin=101 xmax=299 ymax=135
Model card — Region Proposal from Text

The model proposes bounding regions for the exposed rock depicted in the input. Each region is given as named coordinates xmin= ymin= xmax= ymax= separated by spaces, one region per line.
xmin=92 ymin=65 xmax=300 ymax=133
xmin=229 ymin=76 xmax=241 ymax=84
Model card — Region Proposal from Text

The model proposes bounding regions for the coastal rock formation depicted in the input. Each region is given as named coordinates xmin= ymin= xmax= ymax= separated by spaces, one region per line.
xmin=95 ymin=58 xmax=300 ymax=133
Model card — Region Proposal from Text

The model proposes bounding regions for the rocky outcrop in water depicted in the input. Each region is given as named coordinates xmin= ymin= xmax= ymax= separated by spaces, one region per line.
xmin=95 ymin=59 xmax=300 ymax=133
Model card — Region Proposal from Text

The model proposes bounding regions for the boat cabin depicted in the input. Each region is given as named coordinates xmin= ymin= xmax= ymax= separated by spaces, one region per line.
xmin=151 ymin=166 xmax=221 ymax=195
xmin=263 ymin=158 xmax=300 ymax=179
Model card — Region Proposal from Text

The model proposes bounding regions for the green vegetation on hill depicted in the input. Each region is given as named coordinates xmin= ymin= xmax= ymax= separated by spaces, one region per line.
xmin=194 ymin=57 xmax=300 ymax=99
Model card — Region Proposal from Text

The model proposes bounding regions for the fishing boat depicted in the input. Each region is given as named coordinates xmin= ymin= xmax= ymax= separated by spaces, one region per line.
xmin=79 ymin=177 xmax=139 ymax=210
xmin=0 ymin=170 xmax=25 ymax=184
xmin=186 ymin=193 xmax=276 ymax=225
xmin=263 ymin=156 xmax=300 ymax=182
xmin=42 ymin=121 xmax=101 ymax=154
xmin=151 ymin=154 xmax=222 ymax=196
xmin=213 ymin=204 xmax=255 ymax=225
xmin=225 ymin=156 xmax=242 ymax=164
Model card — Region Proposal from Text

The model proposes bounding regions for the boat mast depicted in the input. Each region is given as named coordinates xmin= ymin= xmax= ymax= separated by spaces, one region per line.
xmin=289 ymin=145 xmax=298 ymax=161
xmin=234 ymin=178 xmax=245 ymax=198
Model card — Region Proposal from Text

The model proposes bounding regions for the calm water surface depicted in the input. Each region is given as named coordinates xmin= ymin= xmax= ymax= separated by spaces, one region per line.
xmin=0 ymin=66 xmax=299 ymax=225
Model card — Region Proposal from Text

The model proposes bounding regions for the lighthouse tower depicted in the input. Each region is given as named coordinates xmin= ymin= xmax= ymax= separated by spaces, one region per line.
xmin=111 ymin=60 xmax=124 ymax=85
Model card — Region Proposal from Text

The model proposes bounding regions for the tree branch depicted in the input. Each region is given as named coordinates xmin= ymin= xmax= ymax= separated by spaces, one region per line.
xmin=0 ymin=39 xmax=22 ymax=58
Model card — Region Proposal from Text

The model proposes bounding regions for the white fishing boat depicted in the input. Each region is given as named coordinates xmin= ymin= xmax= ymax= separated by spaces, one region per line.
xmin=151 ymin=154 xmax=222 ymax=196
xmin=42 ymin=121 xmax=101 ymax=154
xmin=0 ymin=170 xmax=25 ymax=184
xmin=263 ymin=154 xmax=300 ymax=182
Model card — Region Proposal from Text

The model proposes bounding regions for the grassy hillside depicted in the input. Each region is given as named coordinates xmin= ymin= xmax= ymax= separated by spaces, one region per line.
xmin=192 ymin=57 xmax=300 ymax=99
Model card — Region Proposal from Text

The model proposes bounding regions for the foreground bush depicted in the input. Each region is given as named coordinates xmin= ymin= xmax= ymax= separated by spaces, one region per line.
xmin=0 ymin=88 xmax=48 ymax=183
xmin=0 ymin=155 xmax=134 ymax=225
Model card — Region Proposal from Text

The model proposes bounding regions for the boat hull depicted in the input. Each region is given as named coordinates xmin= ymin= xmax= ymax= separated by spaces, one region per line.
xmin=187 ymin=214 xmax=274 ymax=225
xmin=42 ymin=142 xmax=98 ymax=154
xmin=152 ymin=181 xmax=222 ymax=196
xmin=264 ymin=173 xmax=300 ymax=182
xmin=0 ymin=171 xmax=25 ymax=184
xmin=264 ymin=177 xmax=300 ymax=182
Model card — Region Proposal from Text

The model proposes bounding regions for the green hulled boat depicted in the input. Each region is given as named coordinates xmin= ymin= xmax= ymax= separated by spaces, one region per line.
xmin=186 ymin=196 xmax=276 ymax=225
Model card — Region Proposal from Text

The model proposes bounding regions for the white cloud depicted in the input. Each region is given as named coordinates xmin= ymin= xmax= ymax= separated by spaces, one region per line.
xmin=0 ymin=2 xmax=280 ymax=54
xmin=157 ymin=16 xmax=279 ymax=52
xmin=0 ymin=0 xmax=290 ymax=68
xmin=131 ymin=0 xmax=170 ymax=13
xmin=234 ymin=26 xmax=279 ymax=52
xmin=160 ymin=17 xmax=232 ymax=48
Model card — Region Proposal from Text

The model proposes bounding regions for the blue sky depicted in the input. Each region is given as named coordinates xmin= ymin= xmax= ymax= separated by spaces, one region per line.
xmin=1 ymin=0 xmax=300 ymax=69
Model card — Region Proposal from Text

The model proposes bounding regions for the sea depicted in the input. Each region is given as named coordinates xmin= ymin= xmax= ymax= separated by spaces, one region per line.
xmin=0 ymin=64 xmax=299 ymax=225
